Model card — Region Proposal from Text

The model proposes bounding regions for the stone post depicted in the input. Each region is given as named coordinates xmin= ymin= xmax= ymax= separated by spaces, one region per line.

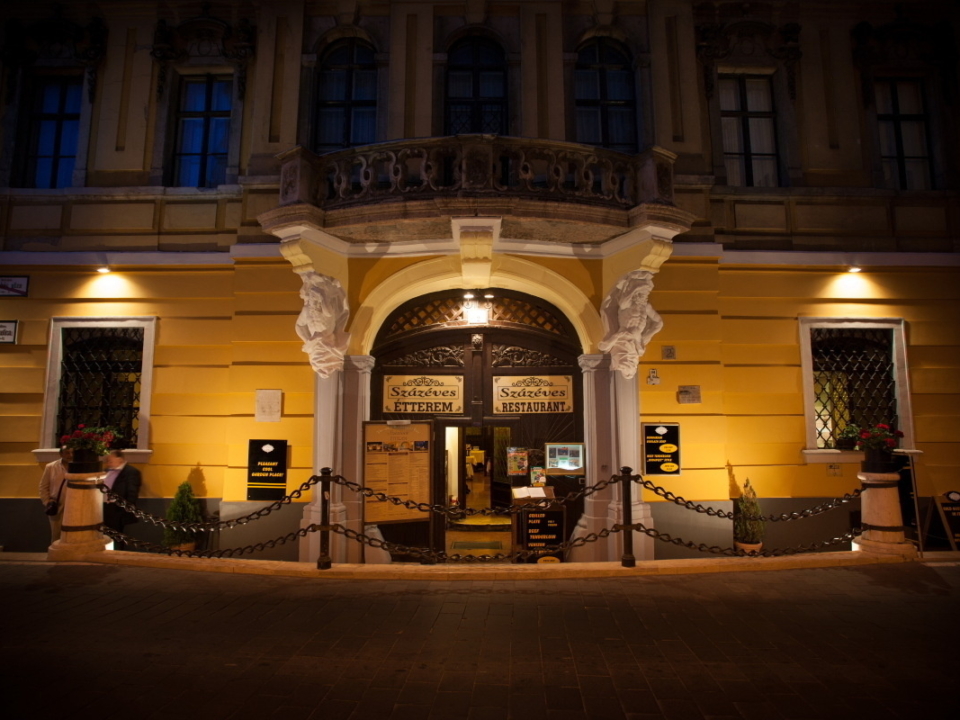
xmin=857 ymin=471 xmax=918 ymax=558
xmin=47 ymin=471 xmax=109 ymax=561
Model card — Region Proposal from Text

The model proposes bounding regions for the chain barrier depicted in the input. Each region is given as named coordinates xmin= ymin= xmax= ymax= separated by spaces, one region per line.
xmin=97 ymin=474 xmax=324 ymax=533
xmin=329 ymin=473 xmax=620 ymax=518
xmin=95 ymin=469 xmax=865 ymax=563
xmin=628 ymin=475 xmax=863 ymax=522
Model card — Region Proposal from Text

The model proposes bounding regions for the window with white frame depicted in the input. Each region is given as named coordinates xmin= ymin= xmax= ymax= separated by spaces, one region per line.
xmin=799 ymin=318 xmax=913 ymax=454
xmin=41 ymin=318 xmax=156 ymax=450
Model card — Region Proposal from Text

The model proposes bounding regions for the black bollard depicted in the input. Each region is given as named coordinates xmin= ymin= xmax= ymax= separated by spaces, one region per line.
xmin=620 ymin=466 xmax=636 ymax=568
xmin=317 ymin=467 xmax=332 ymax=570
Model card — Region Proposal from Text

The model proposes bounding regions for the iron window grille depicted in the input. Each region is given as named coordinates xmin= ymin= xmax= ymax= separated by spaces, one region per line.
xmin=811 ymin=327 xmax=897 ymax=449
xmin=718 ymin=74 xmax=779 ymax=187
xmin=574 ymin=38 xmax=639 ymax=154
xmin=55 ymin=327 xmax=144 ymax=448
xmin=875 ymin=77 xmax=932 ymax=190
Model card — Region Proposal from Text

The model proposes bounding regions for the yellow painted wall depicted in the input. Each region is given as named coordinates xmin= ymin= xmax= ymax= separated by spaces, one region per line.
xmin=639 ymin=260 xmax=960 ymax=503
xmin=0 ymin=259 xmax=315 ymax=505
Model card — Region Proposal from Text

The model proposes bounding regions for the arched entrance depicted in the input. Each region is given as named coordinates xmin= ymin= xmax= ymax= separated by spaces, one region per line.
xmin=370 ymin=289 xmax=584 ymax=558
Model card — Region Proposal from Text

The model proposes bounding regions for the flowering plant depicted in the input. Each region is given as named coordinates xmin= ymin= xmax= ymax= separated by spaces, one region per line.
xmin=856 ymin=423 xmax=904 ymax=452
xmin=59 ymin=425 xmax=118 ymax=456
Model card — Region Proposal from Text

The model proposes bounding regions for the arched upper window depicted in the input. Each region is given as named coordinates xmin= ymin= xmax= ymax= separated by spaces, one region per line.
xmin=314 ymin=39 xmax=378 ymax=154
xmin=445 ymin=37 xmax=507 ymax=135
xmin=574 ymin=38 xmax=638 ymax=153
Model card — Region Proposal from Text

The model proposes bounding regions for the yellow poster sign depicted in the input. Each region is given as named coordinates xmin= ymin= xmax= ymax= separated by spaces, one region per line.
xmin=383 ymin=375 xmax=463 ymax=414
xmin=493 ymin=376 xmax=574 ymax=414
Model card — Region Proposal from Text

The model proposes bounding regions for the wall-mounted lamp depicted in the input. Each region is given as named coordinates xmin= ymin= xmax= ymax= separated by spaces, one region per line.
xmin=97 ymin=266 xmax=111 ymax=274
xmin=463 ymin=289 xmax=493 ymax=325
xmin=848 ymin=266 xmax=862 ymax=273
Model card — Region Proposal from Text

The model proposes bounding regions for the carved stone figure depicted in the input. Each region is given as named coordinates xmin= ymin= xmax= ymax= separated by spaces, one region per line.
xmin=295 ymin=271 xmax=350 ymax=378
xmin=598 ymin=270 xmax=663 ymax=379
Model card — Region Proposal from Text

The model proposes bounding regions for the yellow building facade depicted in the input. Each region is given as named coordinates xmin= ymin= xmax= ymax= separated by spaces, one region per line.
xmin=1 ymin=0 xmax=958 ymax=560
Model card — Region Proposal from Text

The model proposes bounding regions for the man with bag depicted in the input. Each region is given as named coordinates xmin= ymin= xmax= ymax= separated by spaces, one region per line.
xmin=39 ymin=446 xmax=72 ymax=544
xmin=102 ymin=449 xmax=142 ymax=550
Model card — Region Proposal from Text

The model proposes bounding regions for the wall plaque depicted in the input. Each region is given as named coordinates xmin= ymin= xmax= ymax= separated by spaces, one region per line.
xmin=0 ymin=320 xmax=18 ymax=344
xmin=493 ymin=376 xmax=573 ymax=414
xmin=0 ymin=276 xmax=28 ymax=296
xmin=383 ymin=375 xmax=463 ymax=414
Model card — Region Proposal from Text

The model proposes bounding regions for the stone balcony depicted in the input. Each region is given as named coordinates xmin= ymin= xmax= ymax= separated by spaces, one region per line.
xmin=269 ymin=136 xmax=693 ymax=245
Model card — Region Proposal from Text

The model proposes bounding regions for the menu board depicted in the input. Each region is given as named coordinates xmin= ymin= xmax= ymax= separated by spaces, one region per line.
xmin=363 ymin=422 xmax=433 ymax=524
xmin=523 ymin=509 xmax=565 ymax=549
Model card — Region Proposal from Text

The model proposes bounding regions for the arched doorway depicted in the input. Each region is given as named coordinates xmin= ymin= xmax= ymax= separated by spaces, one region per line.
xmin=370 ymin=289 xmax=584 ymax=558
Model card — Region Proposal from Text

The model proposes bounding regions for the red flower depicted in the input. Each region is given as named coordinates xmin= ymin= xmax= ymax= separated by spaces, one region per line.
xmin=860 ymin=431 xmax=871 ymax=439
xmin=895 ymin=430 xmax=904 ymax=438
xmin=885 ymin=438 xmax=897 ymax=448
xmin=77 ymin=424 xmax=85 ymax=429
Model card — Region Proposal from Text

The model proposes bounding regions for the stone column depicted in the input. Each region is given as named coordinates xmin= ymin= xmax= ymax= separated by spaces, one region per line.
xmin=568 ymin=354 xmax=615 ymax=562
xmin=858 ymin=471 xmax=918 ymax=558
xmin=47 ymin=471 xmax=109 ymax=561
xmin=608 ymin=371 xmax=656 ymax=561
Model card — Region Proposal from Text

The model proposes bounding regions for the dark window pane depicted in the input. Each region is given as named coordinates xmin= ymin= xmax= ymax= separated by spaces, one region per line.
xmin=35 ymin=158 xmax=53 ymax=188
xmin=446 ymin=37 xmax=507 ymax=135
xmin=64 ymin=82 xmax=83 ymax=113
xmin=479 ymin=71 xmax=503 ymax=98
xmin=181 ymin=81 xmax=207 ymax=111
xmin=354 ymin=70 xmax=377 ymax=100
xmin=176 ymin=155 xmax=201 ymax=187
xmin=317 ymin=108 xmax=344 ymax=144
xmin=896 ymin=81 xmax=924 ymax=114
xmin=574 ymin=70 xmax=599 ymax=100
xmin=448 ymin=72 xmax=472 ymax=98
xmin=37 ymin=121 xmax=58 ymax=155
xmin=40 ymin=84 xmax=62 ymax=113
xmin=56 ymin=157 xmax=75 ymax=188
xmin=718 ymin=78 xmax=740 ymax=111
xmin=720 ymin=75 xmax=778 ymax=187
xmin=904 ymin=159 xmax=930 ymax=190
xmin=900 ymin=121 xmax=927 ymax=156
xmin=607 ymin=108 xmax=636 ymax=145
xmin=320 ymin=70 xmax=348 ymax=100
xmin=206 ymin=155 xmax=227 ymax=187
xmin=351 ymin=108 xmax=376 ymax=145
xmin=576 ymin=108 xmax=602 ymax=144
xmin=178 ymin=118 xmax=206 ymax=153
xmin=606 ymin=70 xmax=633 ymax=101
xmin=211 ymin=81 xmax=232 ymax=111
xmin=745 ymin=78 xmax=773 ymax=111
xmin=208 ymin=118 xmax=231 ymax=154
xmin=60 ymin=120 xmax=79 ymax=156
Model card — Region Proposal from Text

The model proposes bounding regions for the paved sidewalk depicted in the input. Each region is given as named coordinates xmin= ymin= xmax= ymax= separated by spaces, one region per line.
xmin=1 ymin=558 xmax=958 ymax=720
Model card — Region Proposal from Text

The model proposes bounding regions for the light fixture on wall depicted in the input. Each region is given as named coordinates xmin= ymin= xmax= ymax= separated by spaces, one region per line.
xmin=463 ymin=289 xmax=493 ymax=325
xmin=97 ymin=266 xmax=111 ymax=274
xmin=848 ymin=266 xmax=862 ymax=273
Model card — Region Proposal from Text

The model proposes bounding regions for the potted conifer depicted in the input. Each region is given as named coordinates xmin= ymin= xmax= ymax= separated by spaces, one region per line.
xmin=733 ymin=478 xmax=765 ymax=555
xmin=164 ymin=481 xmax=203 ymax=550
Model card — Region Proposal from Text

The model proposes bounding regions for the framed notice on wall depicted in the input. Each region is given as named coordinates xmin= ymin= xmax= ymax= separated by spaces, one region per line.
xmin=247 ymin=439 xmax=288 ymax=500
xmin=363 ymin=421 xmax=433 ymax=524
xmin=545 ymin=443 xmax=585 ymax=476
xmin=642 ymin=423 xmax=681 ymax=476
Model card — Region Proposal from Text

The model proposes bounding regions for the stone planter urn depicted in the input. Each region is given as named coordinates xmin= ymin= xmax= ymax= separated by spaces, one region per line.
xmin=861 ymin=447 xmax=897 ymax=474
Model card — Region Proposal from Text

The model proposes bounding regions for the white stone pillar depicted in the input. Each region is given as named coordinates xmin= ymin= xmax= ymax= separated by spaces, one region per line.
xmin=857 ymin=471 xmax=917 ymax=558
xmin=299 ymin=370 xmax=344 ymax=563
xmin=342 ymin=356 xmax=390 ymax=564
xmin=568 ymin=354 xmax=616 ymax=562
xmin=609 ymin=371 xmax=655 ymax=561
xmin=48 ymin=472 xmax=109 ymax=561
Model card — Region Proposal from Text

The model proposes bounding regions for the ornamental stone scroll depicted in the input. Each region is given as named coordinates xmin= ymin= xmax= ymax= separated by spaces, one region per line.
xmin=598 ymin=270 xmax=663 ymax=379
xmin=295 ymin=271 xmax=350 ymax=378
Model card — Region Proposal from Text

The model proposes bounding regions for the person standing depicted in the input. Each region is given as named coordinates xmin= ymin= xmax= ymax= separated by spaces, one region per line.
xmin=39 ymin=447 xmax=73 ymax=544
xmin=102 ymin=449 xmax=142 ymax=549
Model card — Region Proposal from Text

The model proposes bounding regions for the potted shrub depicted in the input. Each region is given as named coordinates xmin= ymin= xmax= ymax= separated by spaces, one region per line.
xmin=733 ymin=478 xmax=765 ymax=554
xmin=164 ymin=481 xmax=203 ymax=550
xmin=856 ymin=423 xmax=904 ymax=473
xmin=834 ymin=424 xmax=861 ymax=450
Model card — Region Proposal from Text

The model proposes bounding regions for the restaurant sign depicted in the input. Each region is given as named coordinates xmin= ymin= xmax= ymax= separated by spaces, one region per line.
xmin=383 ymin=375 xmax=464 ymax=414
xmin=493 ymin=376 xmax=574 ymax=414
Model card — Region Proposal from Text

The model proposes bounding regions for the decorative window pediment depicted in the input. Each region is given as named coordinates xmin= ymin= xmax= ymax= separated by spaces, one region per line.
xmin=150 ymin=8 xmax=255 ymax=98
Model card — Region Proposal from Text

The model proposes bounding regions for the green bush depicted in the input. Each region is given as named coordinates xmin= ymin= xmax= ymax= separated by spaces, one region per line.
xmin=733 ymin=478 xmax=765 ymax=544
xmin=164 ymin=481 xmax=203 ymax=547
